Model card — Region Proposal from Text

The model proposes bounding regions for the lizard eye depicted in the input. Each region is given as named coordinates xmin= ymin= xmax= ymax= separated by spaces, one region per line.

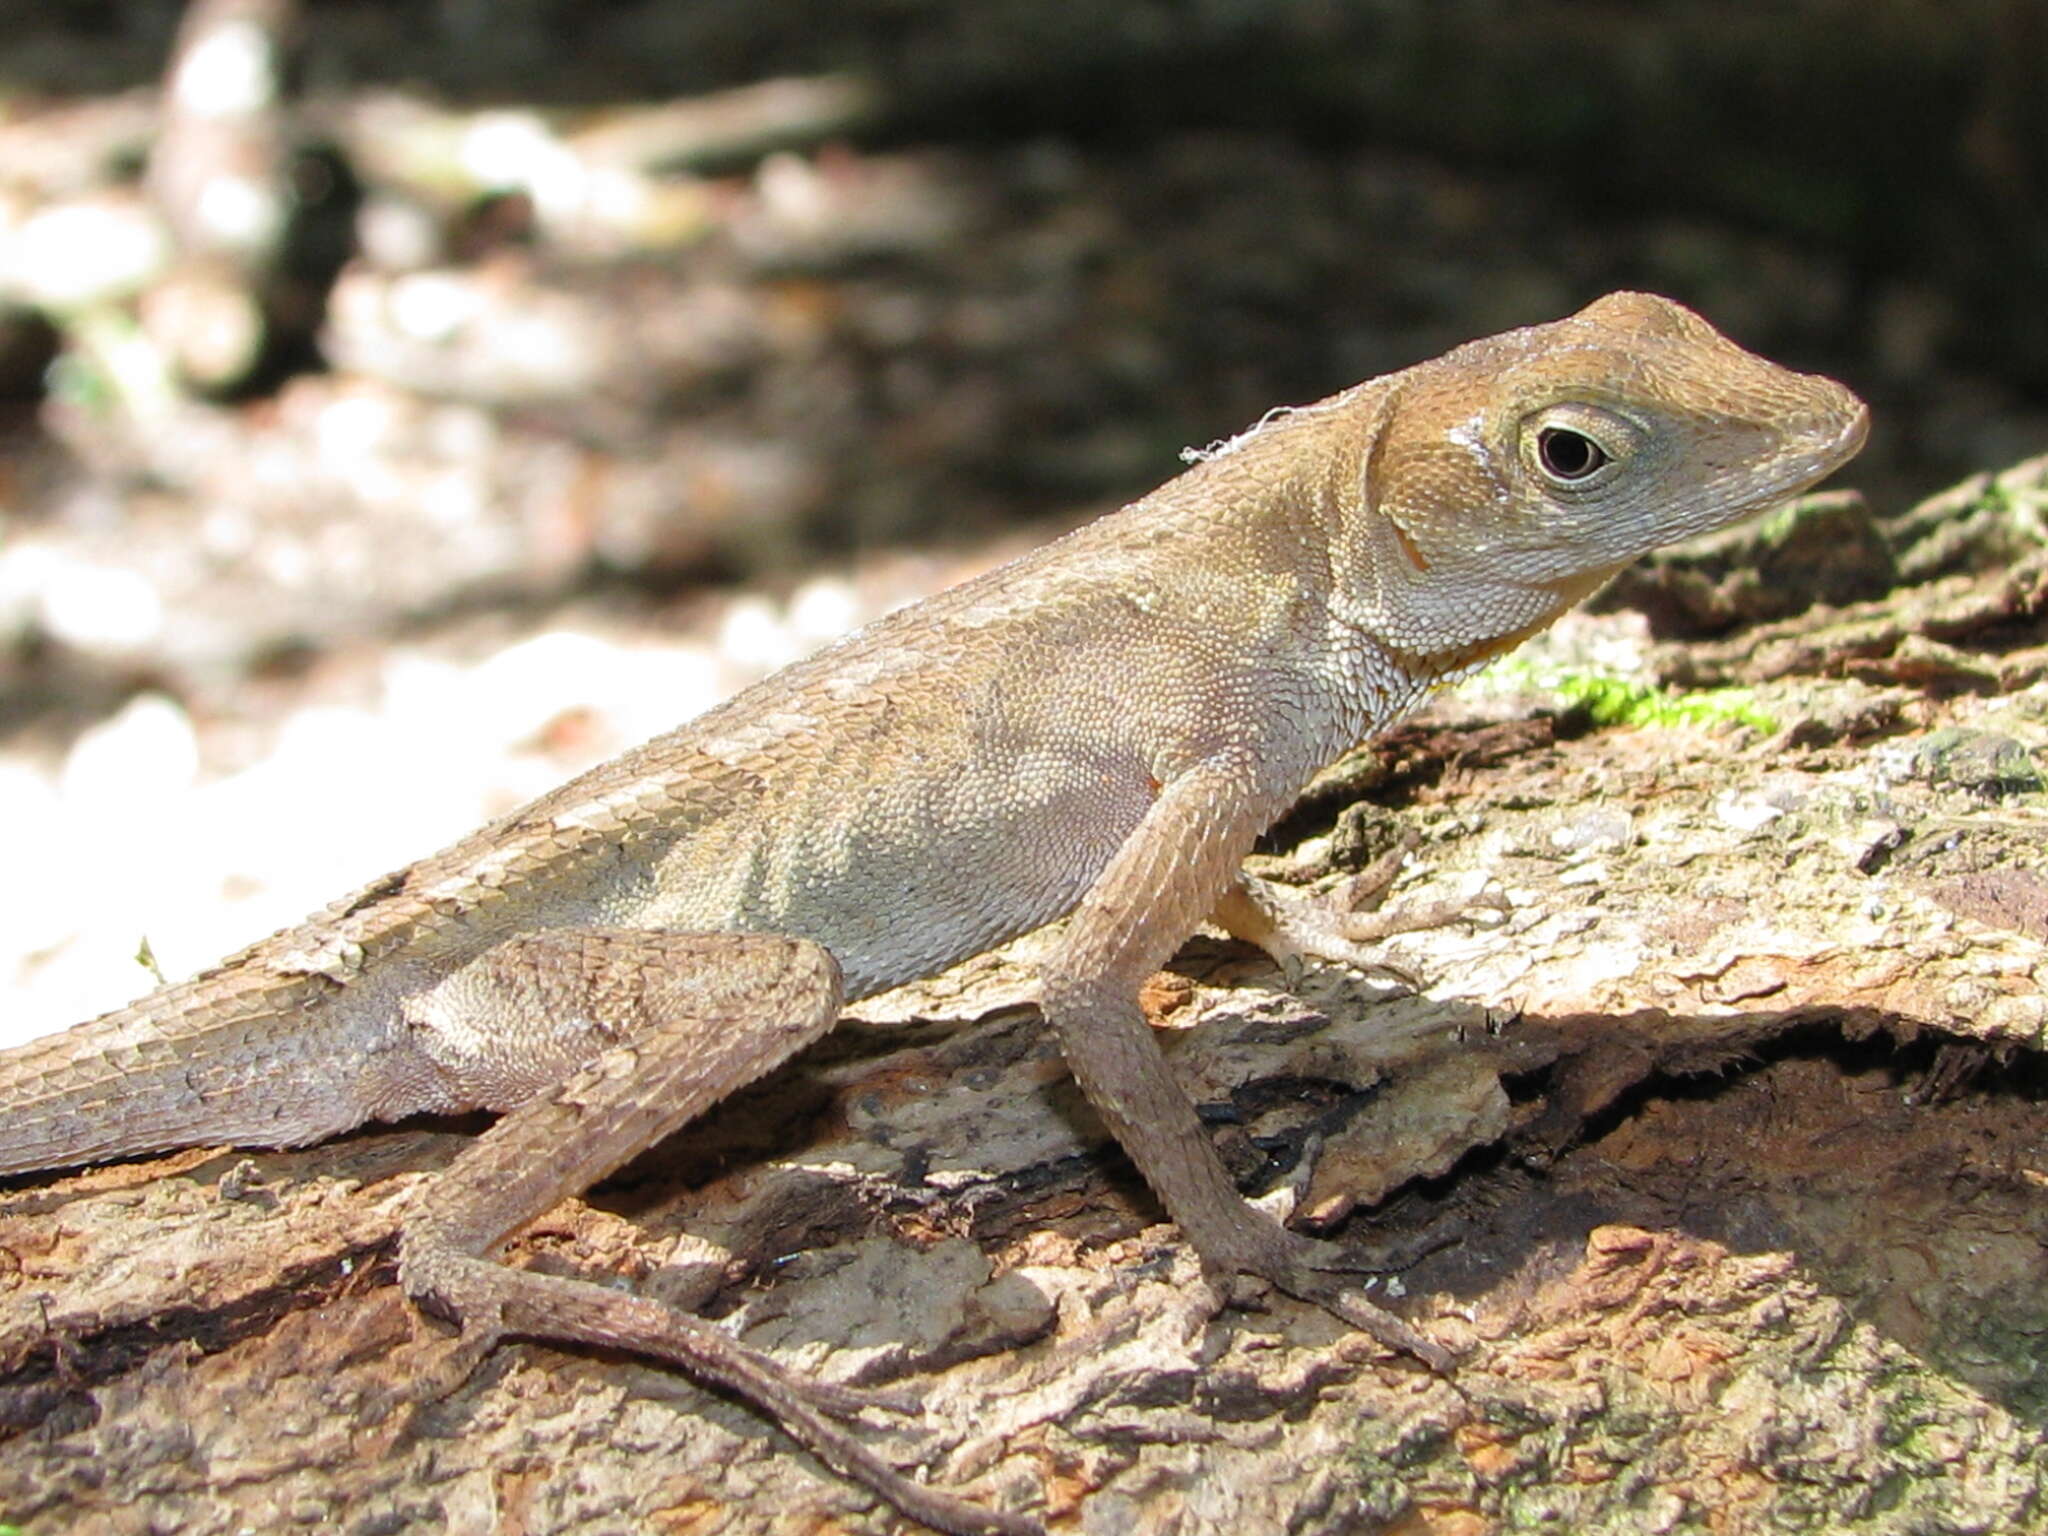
xmin=1520 ymin=403 xmax=1640 ymax=493
xmin=1536 ymin=427 xmax=1608 ymax=482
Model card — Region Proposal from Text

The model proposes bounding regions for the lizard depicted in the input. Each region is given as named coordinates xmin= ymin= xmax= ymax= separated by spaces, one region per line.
xmin=0 ymin=292 xmax=1867 ymax=1535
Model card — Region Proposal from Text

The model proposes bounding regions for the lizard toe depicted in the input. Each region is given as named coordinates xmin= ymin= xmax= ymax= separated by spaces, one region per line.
xmin=1276 ymin=1266 xmax=1458 ymax=1372
xmin=1214 ymin=1226 xmax=1456 ymax=1372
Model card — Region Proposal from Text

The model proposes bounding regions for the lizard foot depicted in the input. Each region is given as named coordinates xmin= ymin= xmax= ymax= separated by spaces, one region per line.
xmin=409 ymin=1248 xmax=1041 ymax=1536
xmin=1215 ymin=866 xmax=1507 ymax=987
xmin=1211 ymin=1225 xmax=1458 ymax=1373
xmin=409 ymin=1302 xmax=506 ymax=1405
xmin=1270 ymin=1263 xmax=1459 ymax=1373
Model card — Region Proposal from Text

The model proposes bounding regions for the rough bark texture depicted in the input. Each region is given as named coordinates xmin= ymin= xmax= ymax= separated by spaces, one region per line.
xmin=2 ymin=464 xmax=2045 ymax=1535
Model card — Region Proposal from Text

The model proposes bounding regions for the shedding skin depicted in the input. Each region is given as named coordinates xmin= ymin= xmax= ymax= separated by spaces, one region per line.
xmin=0 ymin=294 xmax=1867 ymax=1534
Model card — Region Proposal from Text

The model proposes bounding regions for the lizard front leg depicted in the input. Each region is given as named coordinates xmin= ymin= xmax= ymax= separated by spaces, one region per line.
xmin=1040 ymin=760 xmax=1454 ymax=1372
xmin=396 ymin=928 xmax=1038 ymax=1536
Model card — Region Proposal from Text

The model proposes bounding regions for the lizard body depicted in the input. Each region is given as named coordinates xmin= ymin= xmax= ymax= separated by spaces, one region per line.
xmin=0 ymin=293 xmax=1867 ymax=1534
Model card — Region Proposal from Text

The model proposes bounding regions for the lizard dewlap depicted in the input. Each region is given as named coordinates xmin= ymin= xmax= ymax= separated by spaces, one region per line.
xmin=0 ymin=292 xmax=1866 ymax=1536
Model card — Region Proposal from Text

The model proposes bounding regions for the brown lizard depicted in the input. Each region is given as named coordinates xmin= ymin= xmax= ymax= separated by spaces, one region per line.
xmin=0 ymin=293 xmax=1867 ymax=1535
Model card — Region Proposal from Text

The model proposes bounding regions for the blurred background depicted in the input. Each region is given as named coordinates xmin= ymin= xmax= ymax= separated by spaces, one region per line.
xmin=1 ymin=0 xmax=2044 ymax=1038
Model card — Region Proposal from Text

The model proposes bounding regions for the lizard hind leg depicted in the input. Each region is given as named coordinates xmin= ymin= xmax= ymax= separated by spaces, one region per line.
xmin=397 ymin=928 xmax=1039 ymax=1536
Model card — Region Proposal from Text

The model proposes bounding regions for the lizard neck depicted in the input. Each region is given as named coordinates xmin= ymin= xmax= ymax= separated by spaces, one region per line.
xmin=1243 ymin=403 xmax=1607 ymax=759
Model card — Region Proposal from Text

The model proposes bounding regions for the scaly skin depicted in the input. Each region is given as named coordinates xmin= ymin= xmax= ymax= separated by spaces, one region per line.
xmin=0 ymin=293 xmax=1868 ymax=1535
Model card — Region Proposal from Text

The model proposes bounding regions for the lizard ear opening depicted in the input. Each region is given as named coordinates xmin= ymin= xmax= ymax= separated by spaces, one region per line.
xmin=1354 ymin=377 xmax=1402 ymax=524
xmin=1347 ymin=379 xmax=1440 ymax=593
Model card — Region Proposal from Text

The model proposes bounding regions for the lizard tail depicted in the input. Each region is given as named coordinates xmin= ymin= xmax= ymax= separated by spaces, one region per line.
xmin=0 ymin=968 xmax=384 ymax=1176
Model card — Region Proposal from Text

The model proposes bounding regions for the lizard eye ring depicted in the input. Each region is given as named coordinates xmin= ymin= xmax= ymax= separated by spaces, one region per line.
xmin=1536 ymin=427 xmax=1608 ymax=481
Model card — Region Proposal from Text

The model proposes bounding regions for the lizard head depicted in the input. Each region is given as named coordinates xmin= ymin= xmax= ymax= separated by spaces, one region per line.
xmin=1347 ymin=290 xmax=1868 ymax=661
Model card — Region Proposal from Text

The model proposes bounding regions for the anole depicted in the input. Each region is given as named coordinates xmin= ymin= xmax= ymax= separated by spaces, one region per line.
xmin=0 ymin=293 xmax=1867 ymax=1534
